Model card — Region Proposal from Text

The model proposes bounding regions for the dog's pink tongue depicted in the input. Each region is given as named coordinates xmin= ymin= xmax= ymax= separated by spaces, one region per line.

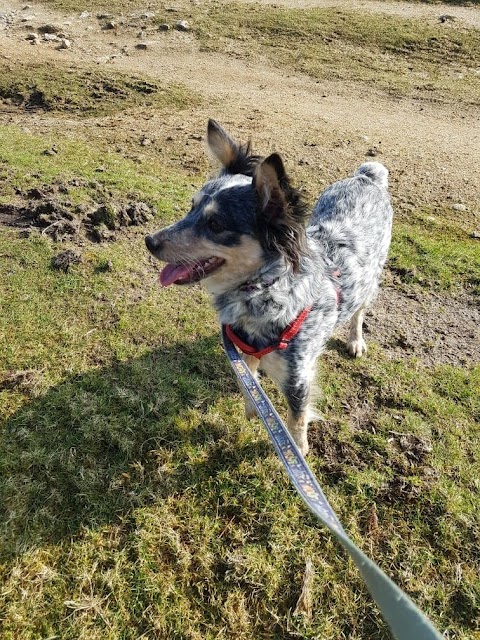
xmin=159 ymin=263 xmax=192 ymax=286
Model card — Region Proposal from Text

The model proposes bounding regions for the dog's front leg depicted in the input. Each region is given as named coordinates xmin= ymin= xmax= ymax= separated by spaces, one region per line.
xmin=284 ymin=357 xmax=319 ymax=456
xmin=287 ymin=402 xmax=310 ymax=456
xmin=241 ymin=354 xmax=261 ymax=420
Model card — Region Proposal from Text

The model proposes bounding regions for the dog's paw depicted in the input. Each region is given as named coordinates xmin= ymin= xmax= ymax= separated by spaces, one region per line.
xmin=347 ymin=338 xmax=368 ymax=358
xmin=296 ymin=438 xmax=309 ymax=457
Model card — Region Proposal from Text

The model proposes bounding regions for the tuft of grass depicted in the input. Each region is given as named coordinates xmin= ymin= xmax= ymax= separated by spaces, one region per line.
xmin=0 ymin=62 xmax=195 ymax=117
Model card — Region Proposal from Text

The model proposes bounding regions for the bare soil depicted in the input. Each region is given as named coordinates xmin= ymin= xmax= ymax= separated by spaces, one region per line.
xmin=1 ymin=0 xmax=479 ymax=367
xmin=367 ymin=285 xmax=480 ymax=367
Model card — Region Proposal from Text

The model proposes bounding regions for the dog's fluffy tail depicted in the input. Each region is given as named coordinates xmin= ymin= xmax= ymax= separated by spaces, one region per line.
xmin=355 ymin=162 xmax=388 ymax=189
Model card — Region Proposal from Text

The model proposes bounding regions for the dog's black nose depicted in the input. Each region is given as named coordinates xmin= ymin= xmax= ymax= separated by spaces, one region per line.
xmin=145 ymin=234 xmax=161 ymax=254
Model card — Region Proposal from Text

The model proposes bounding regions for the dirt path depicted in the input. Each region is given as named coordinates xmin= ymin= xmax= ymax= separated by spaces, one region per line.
xmin=2 ymin=0 xmax=479 ymax=208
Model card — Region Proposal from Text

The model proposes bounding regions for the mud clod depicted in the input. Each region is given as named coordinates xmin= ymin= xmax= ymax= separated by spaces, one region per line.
xmin=51 ymin=249 xmax=82 ymax=272
xmin=89 ymin=204 xmax=118 ymax=230
xmin=0 ymin=184 xmax=155 ymax=244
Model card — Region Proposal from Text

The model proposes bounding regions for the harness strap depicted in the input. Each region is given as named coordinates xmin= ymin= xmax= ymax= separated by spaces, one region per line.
xmin=225 ymin=306 xmax=312 ymax=359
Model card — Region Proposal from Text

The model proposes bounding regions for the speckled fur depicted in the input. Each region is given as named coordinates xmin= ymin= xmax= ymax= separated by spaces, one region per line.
xmin=146 ymin=120 xmax=393 ymax=455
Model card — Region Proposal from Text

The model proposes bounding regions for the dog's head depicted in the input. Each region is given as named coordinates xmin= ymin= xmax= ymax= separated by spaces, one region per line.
xmin=145 ymin=120 xmax=308 ymax=292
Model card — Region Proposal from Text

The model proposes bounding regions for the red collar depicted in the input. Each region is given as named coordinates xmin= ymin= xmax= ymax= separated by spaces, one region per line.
xmin=224 ymin=306 xmax=312 ymax=360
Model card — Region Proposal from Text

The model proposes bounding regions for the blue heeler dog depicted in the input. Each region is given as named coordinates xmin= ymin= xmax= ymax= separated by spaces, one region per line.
xmin=146 ymin=120 xmax=393 ymax=455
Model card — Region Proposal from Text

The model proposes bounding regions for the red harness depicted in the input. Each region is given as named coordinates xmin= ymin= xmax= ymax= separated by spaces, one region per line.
xmin=225 ymin=271 xmax=341 ymax=360
xmin=225 ymin=306 xmax=312 ymax=360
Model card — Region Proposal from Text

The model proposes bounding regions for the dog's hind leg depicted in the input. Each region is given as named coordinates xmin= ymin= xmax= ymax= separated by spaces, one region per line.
xmin=347 ymin=307 xmax=367 ymax=358
xmin=242 ymin=354 xmax=261 ymax=420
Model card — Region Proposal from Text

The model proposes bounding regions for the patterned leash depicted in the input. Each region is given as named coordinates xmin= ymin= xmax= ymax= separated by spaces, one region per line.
xmin=222 ymin=326 xmax=443 ymax=640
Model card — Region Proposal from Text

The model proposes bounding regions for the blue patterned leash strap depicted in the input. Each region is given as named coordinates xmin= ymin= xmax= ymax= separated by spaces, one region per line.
xmin=222 ymin=326 xmax=443 ymax=640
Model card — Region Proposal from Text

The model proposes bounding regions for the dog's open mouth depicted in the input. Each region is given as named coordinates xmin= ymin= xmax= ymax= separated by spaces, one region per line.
xmin=159 ymin=257 xmax=226 ymax=286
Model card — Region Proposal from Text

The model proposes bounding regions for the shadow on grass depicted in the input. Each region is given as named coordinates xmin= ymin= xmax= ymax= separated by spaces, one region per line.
xmin=0 ymin=335 xmax=274 ymax=560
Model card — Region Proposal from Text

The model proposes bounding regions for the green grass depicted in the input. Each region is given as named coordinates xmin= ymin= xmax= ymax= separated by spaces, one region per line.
xmin=390 ymin=208 xmax=480 ymax=294
xmin=0 ymin=125 xmax=192 ymax=210
xmin=191 ymin=5 xmax=480 ymax=105
xmin=0 ymin=62 xmax=195 ymax=117
xmin=0 ymin=123 xmax=479 ymax=639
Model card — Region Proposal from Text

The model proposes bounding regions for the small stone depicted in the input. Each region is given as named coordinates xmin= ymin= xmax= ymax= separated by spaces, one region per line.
xmin=140 ymin=11 xmax=155 ymax=18
xmin=452 ymin=203 xmax=467 ymax=212
xmin=470 ymin=231 xmax=480 ymax=240
xmin=140 ymin=136 xmax=152 ymax=146
xmin=79 ymin=11 xmax=90 ymax=18
xmin=102 ymin=21 xmax=116 ymax=30
xmin=21 ymin=15 xmax=35 ymax=22
xmin=175 ymin=20 xmax=189 ymax=31
xmin=25 ymin=32 xmax=38 ymax=41
xmin=58 ymin=38 xmax=71 ymax=49
xmin=43 ymin=33 xmax=60 ymax=41
xmin=135 ymin=42 xmax=148 ymax=50
xmin=366 ymin=147 xmax=380 ymax=157
xmin=158 ymin=23 xmax=170 ymax=31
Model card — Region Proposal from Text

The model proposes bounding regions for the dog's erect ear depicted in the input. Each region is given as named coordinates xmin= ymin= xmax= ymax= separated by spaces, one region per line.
xmin=254 ymin=153 xmax=287 ymax=212
xmin=255 ymin=154 xmax=308 ymax=272
xmin=207 ymin=119 xmax=239 ymax=168
xmin=207 ymin=119 xmax=260 ymax=177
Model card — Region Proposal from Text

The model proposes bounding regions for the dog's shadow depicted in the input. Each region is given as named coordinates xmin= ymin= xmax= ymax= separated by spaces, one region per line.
xmin=0 ymin=336 xmax=273 ymax=560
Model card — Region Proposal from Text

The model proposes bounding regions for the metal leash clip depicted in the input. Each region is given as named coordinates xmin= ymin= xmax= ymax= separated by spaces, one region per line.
xmin=222 ymin=326 xmax=443 ymax=640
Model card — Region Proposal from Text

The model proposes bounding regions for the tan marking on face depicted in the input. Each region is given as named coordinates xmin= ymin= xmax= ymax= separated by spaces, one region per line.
xmin=150 ymin=225 xmax=264 ymax=290
xmin=203 ymin=200 xmax=218 ymax=218
xmin=192 ymin=191 xmax=204 ymax=207
xmin=204 ymin=235 xmax=265 ymax=295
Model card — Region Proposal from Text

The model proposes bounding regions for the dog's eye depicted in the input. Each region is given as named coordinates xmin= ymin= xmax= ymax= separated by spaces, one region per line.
xmin=206 ymin=216 xmax=224 ymax=234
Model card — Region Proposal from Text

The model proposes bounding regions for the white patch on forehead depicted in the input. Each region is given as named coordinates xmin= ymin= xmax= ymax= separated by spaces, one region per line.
xmin=218 ymin=174 xmax=253 ymax=189
xmin=192 ymin=190 xmax=204 ymax=207
xmin=193 ymin=175 xmax=252 ymax=207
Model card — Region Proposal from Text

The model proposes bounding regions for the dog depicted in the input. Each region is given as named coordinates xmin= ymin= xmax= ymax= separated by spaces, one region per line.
xmin=146 ymin=120 xmax=393 ymax=455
